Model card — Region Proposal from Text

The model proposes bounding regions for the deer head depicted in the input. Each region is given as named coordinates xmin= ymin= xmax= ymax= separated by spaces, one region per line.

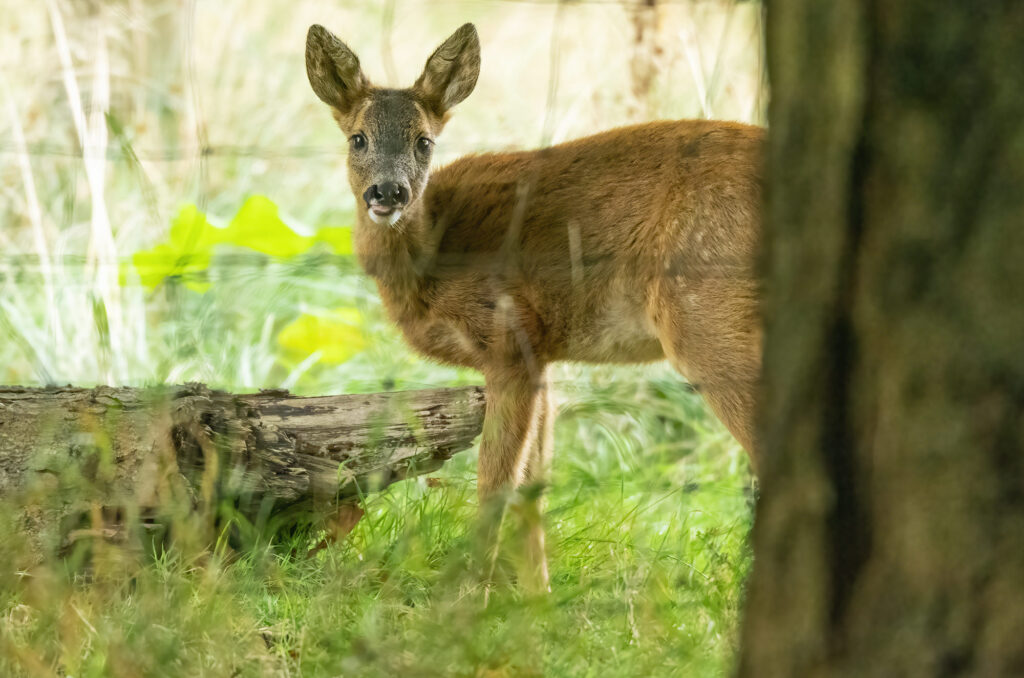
xmin=305 ymin=23 xmax=481 ymax=226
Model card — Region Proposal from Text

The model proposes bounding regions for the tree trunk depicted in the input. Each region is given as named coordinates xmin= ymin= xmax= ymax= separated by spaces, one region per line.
xmin=739 ymin=2 xmax=1024 ymax=677
xmin=0 ymin=384 xmax=484 ymax=552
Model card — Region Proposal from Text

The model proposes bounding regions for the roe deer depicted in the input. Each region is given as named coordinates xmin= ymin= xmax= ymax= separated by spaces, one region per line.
xmin=305 ymin=23 xmax=762 ymax=589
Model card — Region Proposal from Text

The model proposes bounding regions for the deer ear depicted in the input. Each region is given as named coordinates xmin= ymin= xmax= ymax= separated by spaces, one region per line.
xmin=306 ymin=24 xmax=369 ymax=114
xmin=414 ymin=23 xmax=480 ymax=114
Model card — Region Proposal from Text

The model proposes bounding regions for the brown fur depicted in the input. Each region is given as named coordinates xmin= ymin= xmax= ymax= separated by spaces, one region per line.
xmin=306 ymin=24 xmax=762 ymax=588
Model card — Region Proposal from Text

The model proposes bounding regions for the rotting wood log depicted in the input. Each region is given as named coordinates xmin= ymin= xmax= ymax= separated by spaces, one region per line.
xmin=0 ymin=384 xmax=485 ymax=550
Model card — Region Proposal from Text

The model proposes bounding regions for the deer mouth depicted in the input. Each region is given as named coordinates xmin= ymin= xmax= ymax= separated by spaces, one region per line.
xmin=367 ymin=205 xmax=403 ymax=226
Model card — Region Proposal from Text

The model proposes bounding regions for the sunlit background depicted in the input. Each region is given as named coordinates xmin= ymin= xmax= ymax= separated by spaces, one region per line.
xmin=2 ymin=1 xmax=765 ymax=675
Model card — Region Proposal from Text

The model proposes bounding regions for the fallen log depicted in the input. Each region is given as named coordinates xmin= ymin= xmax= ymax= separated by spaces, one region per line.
xmin=0 ymin=384 xmax=485 ymax=550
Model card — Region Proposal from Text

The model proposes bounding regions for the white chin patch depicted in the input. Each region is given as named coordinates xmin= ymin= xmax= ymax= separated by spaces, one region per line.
xmin=367 ymin=208 xmax=402 ymax=226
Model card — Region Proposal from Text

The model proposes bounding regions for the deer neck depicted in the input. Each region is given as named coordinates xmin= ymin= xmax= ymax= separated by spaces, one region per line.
xmin=353 ymin=201 xmax=436 ymax=315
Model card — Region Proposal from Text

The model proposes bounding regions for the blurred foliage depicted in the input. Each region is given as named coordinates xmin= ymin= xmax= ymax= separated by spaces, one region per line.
xmin=127 ymin=196 xmax=365 ymax=366
xmin=130 ymin=196 xmax=353 ymax=293
xmin=277 ymin=307 xmax=366 ymax=365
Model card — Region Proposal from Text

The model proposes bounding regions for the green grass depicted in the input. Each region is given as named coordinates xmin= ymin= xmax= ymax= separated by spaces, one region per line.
xmin=1 ymin=1 xmax=761 ymax=675
xmin=0 ymin=372 xmax=753 ymax=677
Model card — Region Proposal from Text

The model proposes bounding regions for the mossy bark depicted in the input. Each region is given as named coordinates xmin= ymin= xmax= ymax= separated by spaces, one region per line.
xmin=0 ymin=384 xmax=484 ymax=552
xmin=739 ymin=3 xmax=1024 ymax=676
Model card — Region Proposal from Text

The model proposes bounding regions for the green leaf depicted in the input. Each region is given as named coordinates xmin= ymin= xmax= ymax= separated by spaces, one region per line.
xmin=129 ymin=196 xmax=353 ymax=292
xmin=132 ymin=243 xmax=211 ymax=290
xmin=168 ymin=203 xmax=225 ymax=251
xmin=276 ymin=308 xmax=367 ymax=365
xmin=224 ymin=195 xmax=312 ymax=258
xmin=312 ymin=226 xmax=354 ymax=255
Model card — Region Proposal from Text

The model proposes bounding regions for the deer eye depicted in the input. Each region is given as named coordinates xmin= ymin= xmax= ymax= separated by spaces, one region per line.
xmin=350 ymin=133 xmax=367 ymax=151
xmin=416 ymin=137 xmax=433 ymax=154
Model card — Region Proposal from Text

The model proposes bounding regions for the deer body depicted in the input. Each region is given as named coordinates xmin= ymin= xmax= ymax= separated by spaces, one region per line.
xmin=306 ymin=24 xmax=762 ymax=589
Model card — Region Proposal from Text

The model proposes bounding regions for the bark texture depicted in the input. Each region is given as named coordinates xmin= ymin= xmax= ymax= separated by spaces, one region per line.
xmin=739 ymin=3 xmax=1024 ymax=677
xmin=0 ymin=384 xmax=484 ymax=548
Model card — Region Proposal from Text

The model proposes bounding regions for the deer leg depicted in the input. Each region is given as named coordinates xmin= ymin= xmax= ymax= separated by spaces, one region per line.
xmin=662 ymin=345 xmax=759 ymax=460
xmin=652 ymin=278 xmax=762 ymax=463
xmin=517 ymin=367 xmax=554 ymax=592
xmin=688 ymin=378 xmax=758 ymax=455
xmin=476 ymin=366 xmax=543 ymax=589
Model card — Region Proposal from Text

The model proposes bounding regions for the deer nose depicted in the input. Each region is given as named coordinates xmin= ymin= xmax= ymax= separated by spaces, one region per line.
xmin=363 ymin=182 xmax=409 ymax=208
